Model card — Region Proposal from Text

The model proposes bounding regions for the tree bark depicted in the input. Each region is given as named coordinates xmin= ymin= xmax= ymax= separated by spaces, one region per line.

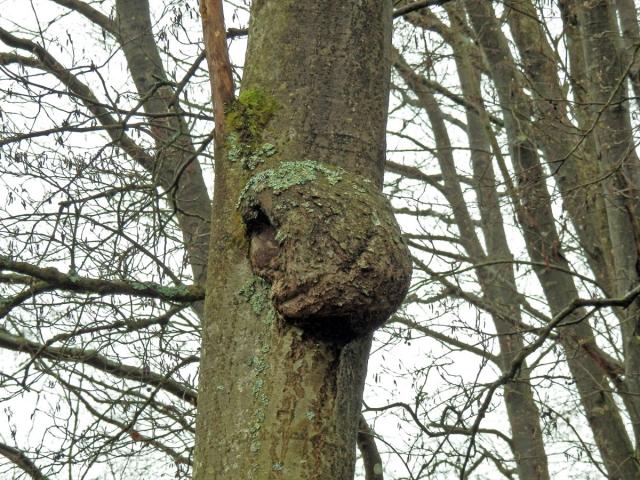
xmin=577 ymin=0 xmax=640 ymax=460
xmin=193 ymin=1 xmax=410 ymax=478
xmin=504 ymin=0 xmax=617 ymax=298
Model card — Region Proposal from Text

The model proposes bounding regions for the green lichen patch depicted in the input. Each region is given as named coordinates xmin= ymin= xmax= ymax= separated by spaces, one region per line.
xmin=237 ymin=275 xmax=279 ymax=455
xmin=227 ymin=133 xmax=277 ymax=171
xmin=238 ymin=276 xmax=271 ymax=315
xmin=129 ymin=281 xmax=195 ymax=300
xmin=250 ymin=440 xmax=261 ymax=454
xmin=250 ymin=355 xmax=269 ymax=374
xmin=237 ymin=160 xmax=344 ymax=209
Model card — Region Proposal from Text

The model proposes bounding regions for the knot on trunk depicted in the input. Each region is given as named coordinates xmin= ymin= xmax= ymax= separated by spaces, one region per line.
xmin=238 ymin=161 xmax=412 ymax=340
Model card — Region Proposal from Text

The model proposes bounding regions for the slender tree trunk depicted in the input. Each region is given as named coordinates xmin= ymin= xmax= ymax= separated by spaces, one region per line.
xmin=464 ymin=2 xmax=640 ymax=477
xmin=506 ymin=2 xmax=640 ymax=429
xmin=578 ymin=0 xmax=640 ymax=460
xmin=615 ymin=0 xmax=640 ymax=109
xmin=446 ymin=14 xmax=552 ymax=477
xmin=115 ymin=0 xmax=211 ymax=285
xmin=395 ymin=44 xmax=550 ymax=479
xmin=504 ymin=0 xmax=617 ymax=298
xmin=194 ymin=1 xmax=410 ymax=478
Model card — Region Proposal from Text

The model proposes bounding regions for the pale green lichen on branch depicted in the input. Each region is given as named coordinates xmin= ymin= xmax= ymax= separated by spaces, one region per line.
xmin=130 ymin=281 xmax=194 ymax=298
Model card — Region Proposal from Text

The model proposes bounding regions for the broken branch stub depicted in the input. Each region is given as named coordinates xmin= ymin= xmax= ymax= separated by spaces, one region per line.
xmin=238 ymin=161 xmax=412 ymax=340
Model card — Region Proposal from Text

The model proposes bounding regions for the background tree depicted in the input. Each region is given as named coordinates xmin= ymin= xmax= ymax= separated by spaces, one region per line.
xmin=1 ymin=0 xmax=640 ymax=479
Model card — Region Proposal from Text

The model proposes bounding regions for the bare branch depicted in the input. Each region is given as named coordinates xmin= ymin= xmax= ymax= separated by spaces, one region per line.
xmin=0 ymin=328 xmax=198 ymax=405
xmin=0 ymin=442 xmax=47 ymax=480
xmin=200 ymin=0 xmax=235 ymax=146
xmin=0 ymin=256 xmax=204 ymax=303
xmin=393 ymin=0 xmax=454 ymax=18
xmin=0 ymin=27 xmax=155 ymax=171
xmin=392 ymin=315 xmax=500 ymax=364
xmin=357 ymin=414 xmax=384 ymax=480
xmin=460 ymin=282 xmax=640 ymax=476
xmin=49 ymin=0 xmax=117 ymax=34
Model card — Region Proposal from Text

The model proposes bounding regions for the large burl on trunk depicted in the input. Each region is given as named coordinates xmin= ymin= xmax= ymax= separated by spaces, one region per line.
xmin=239 ymin=160 xmax=412 ymax=340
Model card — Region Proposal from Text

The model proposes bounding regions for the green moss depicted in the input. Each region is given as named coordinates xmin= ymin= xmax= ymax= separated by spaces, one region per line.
xmin=226 ymin=88 xmax=279 ymax=139
xmin=226 ymin=87 xmax=279 ymax=154
xmin=225 ymin=88 xmax=280 ymax=178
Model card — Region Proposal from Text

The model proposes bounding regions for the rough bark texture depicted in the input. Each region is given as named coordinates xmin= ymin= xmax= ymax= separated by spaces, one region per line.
xmin=194 ymin=1 xmax=399 ymax=479
xmin=239 ymin=161 xmax=411 ymax=339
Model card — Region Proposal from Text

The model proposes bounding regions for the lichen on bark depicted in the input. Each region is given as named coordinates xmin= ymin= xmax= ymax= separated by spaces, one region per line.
xmin=238 ymin=160 xmax=412 ymax=340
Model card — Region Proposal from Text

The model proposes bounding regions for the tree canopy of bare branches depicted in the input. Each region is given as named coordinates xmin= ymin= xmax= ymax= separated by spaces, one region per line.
xmin=1 ymin=0 xmax=640 ymax=479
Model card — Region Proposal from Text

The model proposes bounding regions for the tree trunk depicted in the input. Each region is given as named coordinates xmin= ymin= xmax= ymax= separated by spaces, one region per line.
xmin=115 ymin=0 xmax=211 ymax=285
xmin=464 ymin=2 xmax=640 ymax=477
xmin=504 ymin=0 xmax=617 ymax=299
xmin=193 ymin=1 xmax=411 ymax=478
xmin=395 ymin=43 xmax=550 ymax=479
xmin=578 ymin=0 xmax=640 ymax=460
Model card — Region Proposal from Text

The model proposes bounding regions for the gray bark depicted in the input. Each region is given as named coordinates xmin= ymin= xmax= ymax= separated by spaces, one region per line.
xmin=464 ymin=2 xmax=640 ymax=477
xmin=193 ymin=1 xmax=405 ymax=478
xmin=578 ymin=0 xmax=640 ymax=461
xmin=115 ymin=0 xmax=211 ymax=285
